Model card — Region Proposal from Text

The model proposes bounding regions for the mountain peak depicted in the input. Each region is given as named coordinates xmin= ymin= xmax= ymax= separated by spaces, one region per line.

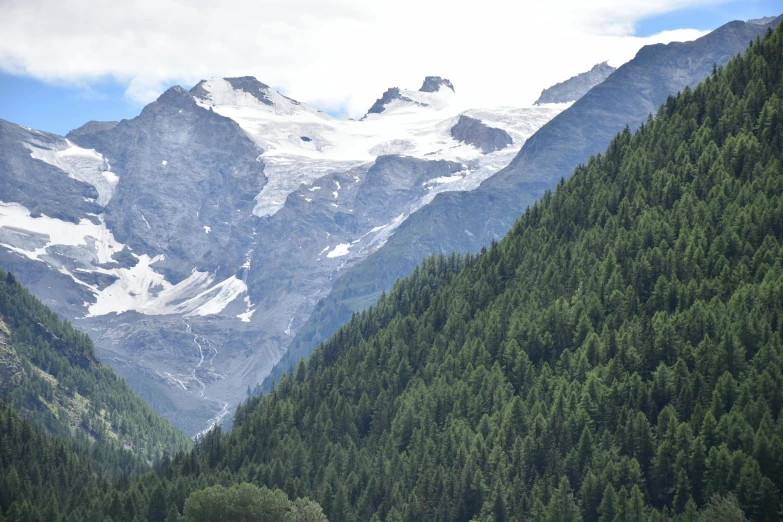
xmin=157 ymin=85 xmax=198 ymax=108
xmin=224 ymin=76 xmax=274 ymax=105
xmin=365 ymin=77 xmax=455 ymax=117
xmin=366 ymin=87 xmax=405 ymax=115
xmin=188 ymin=76 xmax=306 ymax=114
xmin=747 ymin=15 xmax=776 ymax=25
xmin=66 ymin=120 xmax=119 ymax=140
xmin=419 ymin=76 xmax=455 ymax=93
xmin=590 ymin=61 xmax=612 ymax=72
xmin=225 ymin=76 xmax=269 ymax=89
xmin=190 ymin=76 xmax=274 ymax=105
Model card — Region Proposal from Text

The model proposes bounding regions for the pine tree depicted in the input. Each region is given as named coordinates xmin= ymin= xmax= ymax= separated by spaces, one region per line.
xmin=547 ymin=477 xmax=582 ymax=522
xmin=599 ymin=484 xmax=618 ymax=522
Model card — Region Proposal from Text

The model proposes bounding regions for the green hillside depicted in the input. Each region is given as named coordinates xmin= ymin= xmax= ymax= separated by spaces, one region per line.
xmin=0 ymin=269 xmax=191 ymax=461
xmin=0 ymin=401 xmax=148 ymax=521
xmin=181 ymin=25 xmax=783 ymax=521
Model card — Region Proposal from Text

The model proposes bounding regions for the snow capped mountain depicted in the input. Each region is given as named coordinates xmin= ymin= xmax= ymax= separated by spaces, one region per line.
xmin=191 ymin=75 xmax=563 ymax=218
xmin=0 ymin=75 xmax=564 ymax=434
xmin=365 ymin=76 xmax=455 ymax=116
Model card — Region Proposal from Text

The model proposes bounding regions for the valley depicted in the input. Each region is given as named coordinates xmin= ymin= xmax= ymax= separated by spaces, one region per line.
xmin=0 ymin=6 xmax=781 ymax=521
xmin=1 ymin=75 xmax=565 ymax=434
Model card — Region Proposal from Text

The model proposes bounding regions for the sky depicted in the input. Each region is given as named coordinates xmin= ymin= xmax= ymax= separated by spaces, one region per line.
xmin=0 ymin=0 xmax=779 ymax=136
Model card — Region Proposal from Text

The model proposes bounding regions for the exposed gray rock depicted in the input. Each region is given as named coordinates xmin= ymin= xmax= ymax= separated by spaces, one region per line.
xmin=0 ymin=119 xmax=102 ymax=222
xmin=748 ymin=16 xmax=777 ymax=25
xmin=66 ymin=120 xmax=119 ymax=140
xmin=72 ymin=84 xmax=266 ymax=283
xmin=366 ymin=87 xmax=426 ymax=115
xmin=534 ymin=62 xmax=615 ymax=104
xmin=189 ymin=80 xmax=212 ymax=100
xmin=106 ymin=246 xmax=137 ymax=269
xmin=365 ymin=76 xmax=454 ymax=116
xmin=64 ymin=85 xmax=269 ymax=433
xmin=224 ymin=77 xmax=273 ymax=105
xmin=450 ymin=115 xmax=512 ymax=153
xmin=0 ymin=84 xmax=269 ymax=434
xmin=191 ymin=76 xmax=302 ymax=108
xmin=419 ymin=76 xmax=454 ymax=92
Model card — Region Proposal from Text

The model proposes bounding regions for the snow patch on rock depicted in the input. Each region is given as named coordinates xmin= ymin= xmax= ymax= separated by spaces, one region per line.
xmin=24 ymin=140 xmax=119 ymax=206
xmin=88 ymin=263 xmax=248 ymax=318
xmin=326 ymin=243 xmax=351 ymax=258
xmin=0 ymin=201 xmax=123 ymax=263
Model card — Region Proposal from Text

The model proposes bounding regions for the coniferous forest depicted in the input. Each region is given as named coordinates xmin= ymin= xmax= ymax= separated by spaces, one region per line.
xmin=1 ymin=20 xmax=783 ymax=522
xmin=0 ymin=269 xmax=192 ymax=461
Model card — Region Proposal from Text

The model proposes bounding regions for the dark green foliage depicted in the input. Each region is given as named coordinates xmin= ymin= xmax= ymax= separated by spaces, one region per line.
xmin=0 ymin=401 xmax=145 ymax=521
xmin=258 ymin=251 xmax=469 ymax=394
xmin=181 ymin=482 xmax=326 ymax=522
xmin=0 ymin=268 xmax=191 ymax=461
xmin=0 ymin=402 xmax=324 ymax=522
xmin=149 ymin=25 xmax=783 ymax=522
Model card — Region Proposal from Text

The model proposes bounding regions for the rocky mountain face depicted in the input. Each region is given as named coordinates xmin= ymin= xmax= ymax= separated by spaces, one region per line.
xmin=419 ymin=75 xmax=455 ymax=93
xmin=365 ymin=76 xmax=455 ymax=118
xmin=534 ymin=61 xmax=616 ymax=104
xmin=450 ymin=115 xmax=513 ymax=153
xmin=67 ymin=120 xmax=119 ymax=139
xmin=264 ymin=16 xmax=782 ymax=390
xmin=0 ymin=75 xmax=562 ymax=434
xmin=365 ymin=76 xmax=455 ymax=115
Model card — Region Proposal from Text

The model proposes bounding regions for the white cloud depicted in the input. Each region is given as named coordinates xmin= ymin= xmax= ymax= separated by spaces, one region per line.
xmin=0 ymin=0 xmax=719 ymax=117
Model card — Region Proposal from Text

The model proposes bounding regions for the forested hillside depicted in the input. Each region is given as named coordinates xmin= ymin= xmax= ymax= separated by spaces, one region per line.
xmin=0 ymin=401 xmax=148 ymax=521
xmin=0 ymin=269 xmax=191 ymax=461
xmin=179 ymin=25 xmax=782 ymax=521
xmin=0 ymin=402 xmax=325 ymax=522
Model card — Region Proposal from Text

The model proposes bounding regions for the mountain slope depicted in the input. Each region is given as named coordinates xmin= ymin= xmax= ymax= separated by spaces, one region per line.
xmin=192 ymin=23 xmax=783 ymax=521
xmin=0 ymin=74 xmax=562 ymax=434
xmin=271 ymin=16 xmax=782 ymax=388
xmin=0 ymin=401 xmax=327 ymax=521
xmin=0 ymin=401 xmax=148 ymax=521
xmin=534 ymin=61 xmax=616 ymax=104
xmin=0 ymin=268 xmax=191 ymax=460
